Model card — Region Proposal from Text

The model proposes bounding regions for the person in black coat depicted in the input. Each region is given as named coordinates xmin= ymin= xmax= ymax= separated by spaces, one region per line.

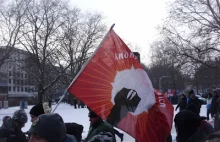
xmin=211 ymin=91 xmax=220 ymax=118
xmin=187 ymin=90 xmax=202 ymax=114
xmin=29 ymin=113 xmax=76 ymax=142
xmin=186 ymin=103 xmax=215 ymax=135
xmin=175 ymin=94 xmax=187 ymax=111
xmin=174 ymin=110 xmax=207 ymax=142
xmin=0 ymin=110 xmax=28 ymax=142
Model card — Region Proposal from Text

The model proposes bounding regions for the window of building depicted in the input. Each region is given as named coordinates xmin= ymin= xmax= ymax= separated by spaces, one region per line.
xmin=13 ymin=87 xmax=16 ymax=92
xmin=21 ymin=80 xmax=23 ymax=85
xmin=9 ymin=71 xmax=11 ymax=76
xmin=21 ymin=87 xmax=23 ymax=92
xmin=17 ymin=87 xmax=20 ymax=92
xmin=21 ymin=73 xmax=23 ymax=78
xmin=25 ymin=73 xmax=27 ymax=78
xmin=17 ymin=80 xmax=20 ymax=85
xmin=8 ymin=87 xmax=11 ymax=92
xmin=25 ymin=80 xmax=27 ymax=85
xmin=13 ymin=79 xmax=16 ymax=85
xmin=25 ymin=87 xmax=28 ymax=92
xmin=9 ymin=79 xmax=11 ymax=84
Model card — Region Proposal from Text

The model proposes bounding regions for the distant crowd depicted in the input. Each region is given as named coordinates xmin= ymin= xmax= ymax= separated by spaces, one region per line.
xmin=174 ymin=89 xmax=220 ymax=142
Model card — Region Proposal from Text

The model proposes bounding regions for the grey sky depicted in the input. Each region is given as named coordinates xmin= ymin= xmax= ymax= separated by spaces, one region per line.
xmin=70 ymin=0 xmax=173 ymax=64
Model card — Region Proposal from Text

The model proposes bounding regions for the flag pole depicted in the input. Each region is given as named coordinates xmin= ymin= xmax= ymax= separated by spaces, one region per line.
xmin=52 ymin=24 xmax=115 ymax=113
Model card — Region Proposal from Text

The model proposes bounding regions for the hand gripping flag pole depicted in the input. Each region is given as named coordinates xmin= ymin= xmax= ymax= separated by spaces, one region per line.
xmin=52 ymin=24 xmax=115 ymax=113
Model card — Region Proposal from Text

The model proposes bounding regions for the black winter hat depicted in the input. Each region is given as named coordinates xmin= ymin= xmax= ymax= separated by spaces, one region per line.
xmin=30 ymin=104 xmax=44 ymax=117
xmin=88 ymin=110 xmax=99 ymax=118
xmin=29 ymin=113 xmax=66 ymax=142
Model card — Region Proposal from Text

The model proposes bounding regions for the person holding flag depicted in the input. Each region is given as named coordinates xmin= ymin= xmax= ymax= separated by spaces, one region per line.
xmin=84 ymin=110 xmax=116 ymax=142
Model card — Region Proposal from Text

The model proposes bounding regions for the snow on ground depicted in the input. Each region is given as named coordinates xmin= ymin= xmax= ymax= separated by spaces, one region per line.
xmin=0 ymin=104 xmax=208 ymax=142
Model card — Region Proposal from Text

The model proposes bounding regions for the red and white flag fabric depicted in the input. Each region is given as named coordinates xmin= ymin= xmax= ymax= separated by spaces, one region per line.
xmin=68 ymin=25 xmax=174 ymax=142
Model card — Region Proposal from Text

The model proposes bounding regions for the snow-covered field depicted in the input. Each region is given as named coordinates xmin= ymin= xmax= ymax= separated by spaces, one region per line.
xmin=0 ymin=103 xmax=208 ymax=142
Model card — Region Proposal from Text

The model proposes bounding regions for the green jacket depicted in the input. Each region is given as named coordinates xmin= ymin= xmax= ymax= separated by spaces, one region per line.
xmin=85 ymin=119 xmax=116 ymax=142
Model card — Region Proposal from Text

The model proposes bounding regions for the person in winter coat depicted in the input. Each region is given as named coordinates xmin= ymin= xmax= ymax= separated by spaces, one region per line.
xmin=29 ymin=113 xmax=76 ymax=142
xmin=29 ymin=103 xmax=83 ymax=142
xmin=0 ymin=109 xmax=28 ymax=142
xmin=175 ymin=94 xmax=187 ymax=111
xmin=174 ymin=110 xmax=207 ymax=142
xmin=84 ymin=111 xmax=116 ymax=142
xmin=73 ymin=98 xmax=78 ymax=109
xmin=211 ymin=91 xmax=220 ymax=118
xmin=207 ymin=93 xmax=213 ymax=120
xmin=186 ymin=103 xmax=215 ymax=135
xmin=1 ymin=116 xmax=10 ymax=127
xmin=187 ymin=90 xmax=202 ymax=114
xmin=29 ymin=103 xmax=48 ymax=123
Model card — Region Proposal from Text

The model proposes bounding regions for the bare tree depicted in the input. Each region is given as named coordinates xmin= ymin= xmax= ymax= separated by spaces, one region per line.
xmin=14 ymin=0 xmax=107 ymax=103
xmin=57 ymin=10 xmax=107 ymax=84
xmin=156 ymin=0 xmax=220 ymax=71
xmin=0 ymin=0 xmax=29 ymax=69
xmin=17 ymin=0 xmax=74 ymax=103
xmin=0 ymin=0 xmax=107 ymax=103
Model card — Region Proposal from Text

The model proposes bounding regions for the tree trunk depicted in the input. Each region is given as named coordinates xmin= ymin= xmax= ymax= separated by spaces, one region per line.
xmin=38 ymin=84 xmax=44 ymax=103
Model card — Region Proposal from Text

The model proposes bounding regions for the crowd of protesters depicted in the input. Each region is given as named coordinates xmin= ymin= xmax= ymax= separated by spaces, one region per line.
xmin=174 ymin=89 xmax=220 ymax=142
xmin=2 ymin=89 xmax=220 ymax=142
xmin=0 ymin=101 xmax=123 ymax=142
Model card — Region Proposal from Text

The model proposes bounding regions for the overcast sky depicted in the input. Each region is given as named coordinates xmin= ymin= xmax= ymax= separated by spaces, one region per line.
xmin=70 ymin=0 xmax=174 ymax=65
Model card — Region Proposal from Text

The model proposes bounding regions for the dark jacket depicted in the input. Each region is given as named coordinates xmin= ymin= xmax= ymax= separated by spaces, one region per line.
xmin=211 ymin=94 xmax=219 ymax=117
xmin=176 ymin=98 xmax=187 ymax=111
xmin=214 ymin=112 xmax=220 ymax=132
xmin=174 ymin=110 xmax=204 ymax=142
xmin=85 ymin=119 xmax=116 ymax=142
xmin=187 ymin=97 xmax=202 ymax=113
xmin=186 ymin=128 xmax=207 ymax=142
xmin=0 ymin=117 xmax=27 ymax=142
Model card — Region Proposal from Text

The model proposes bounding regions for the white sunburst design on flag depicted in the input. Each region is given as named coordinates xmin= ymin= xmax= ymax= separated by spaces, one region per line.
xmin=111 ymin=66 xmax=156 ymax=115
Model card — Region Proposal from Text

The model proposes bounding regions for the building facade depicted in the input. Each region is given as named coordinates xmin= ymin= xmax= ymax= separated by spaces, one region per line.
xmin=0 ymin=48 xmax=37 ymax=99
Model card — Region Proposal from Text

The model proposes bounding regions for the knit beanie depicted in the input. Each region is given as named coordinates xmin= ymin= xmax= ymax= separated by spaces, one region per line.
xmin=88 ymin=111 xmax=99 ymax=118
xmin=30 ymin=104 xmax=45 ymax=117
xmin=30 ymin=102 xmax=52 ymax=117
xmin=29 ymin=113 xmax=66 ymax=142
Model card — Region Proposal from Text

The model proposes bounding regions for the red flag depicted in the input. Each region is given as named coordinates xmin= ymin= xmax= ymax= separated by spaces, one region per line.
xmin=68 ymin=26 xmax=174 ymax=142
